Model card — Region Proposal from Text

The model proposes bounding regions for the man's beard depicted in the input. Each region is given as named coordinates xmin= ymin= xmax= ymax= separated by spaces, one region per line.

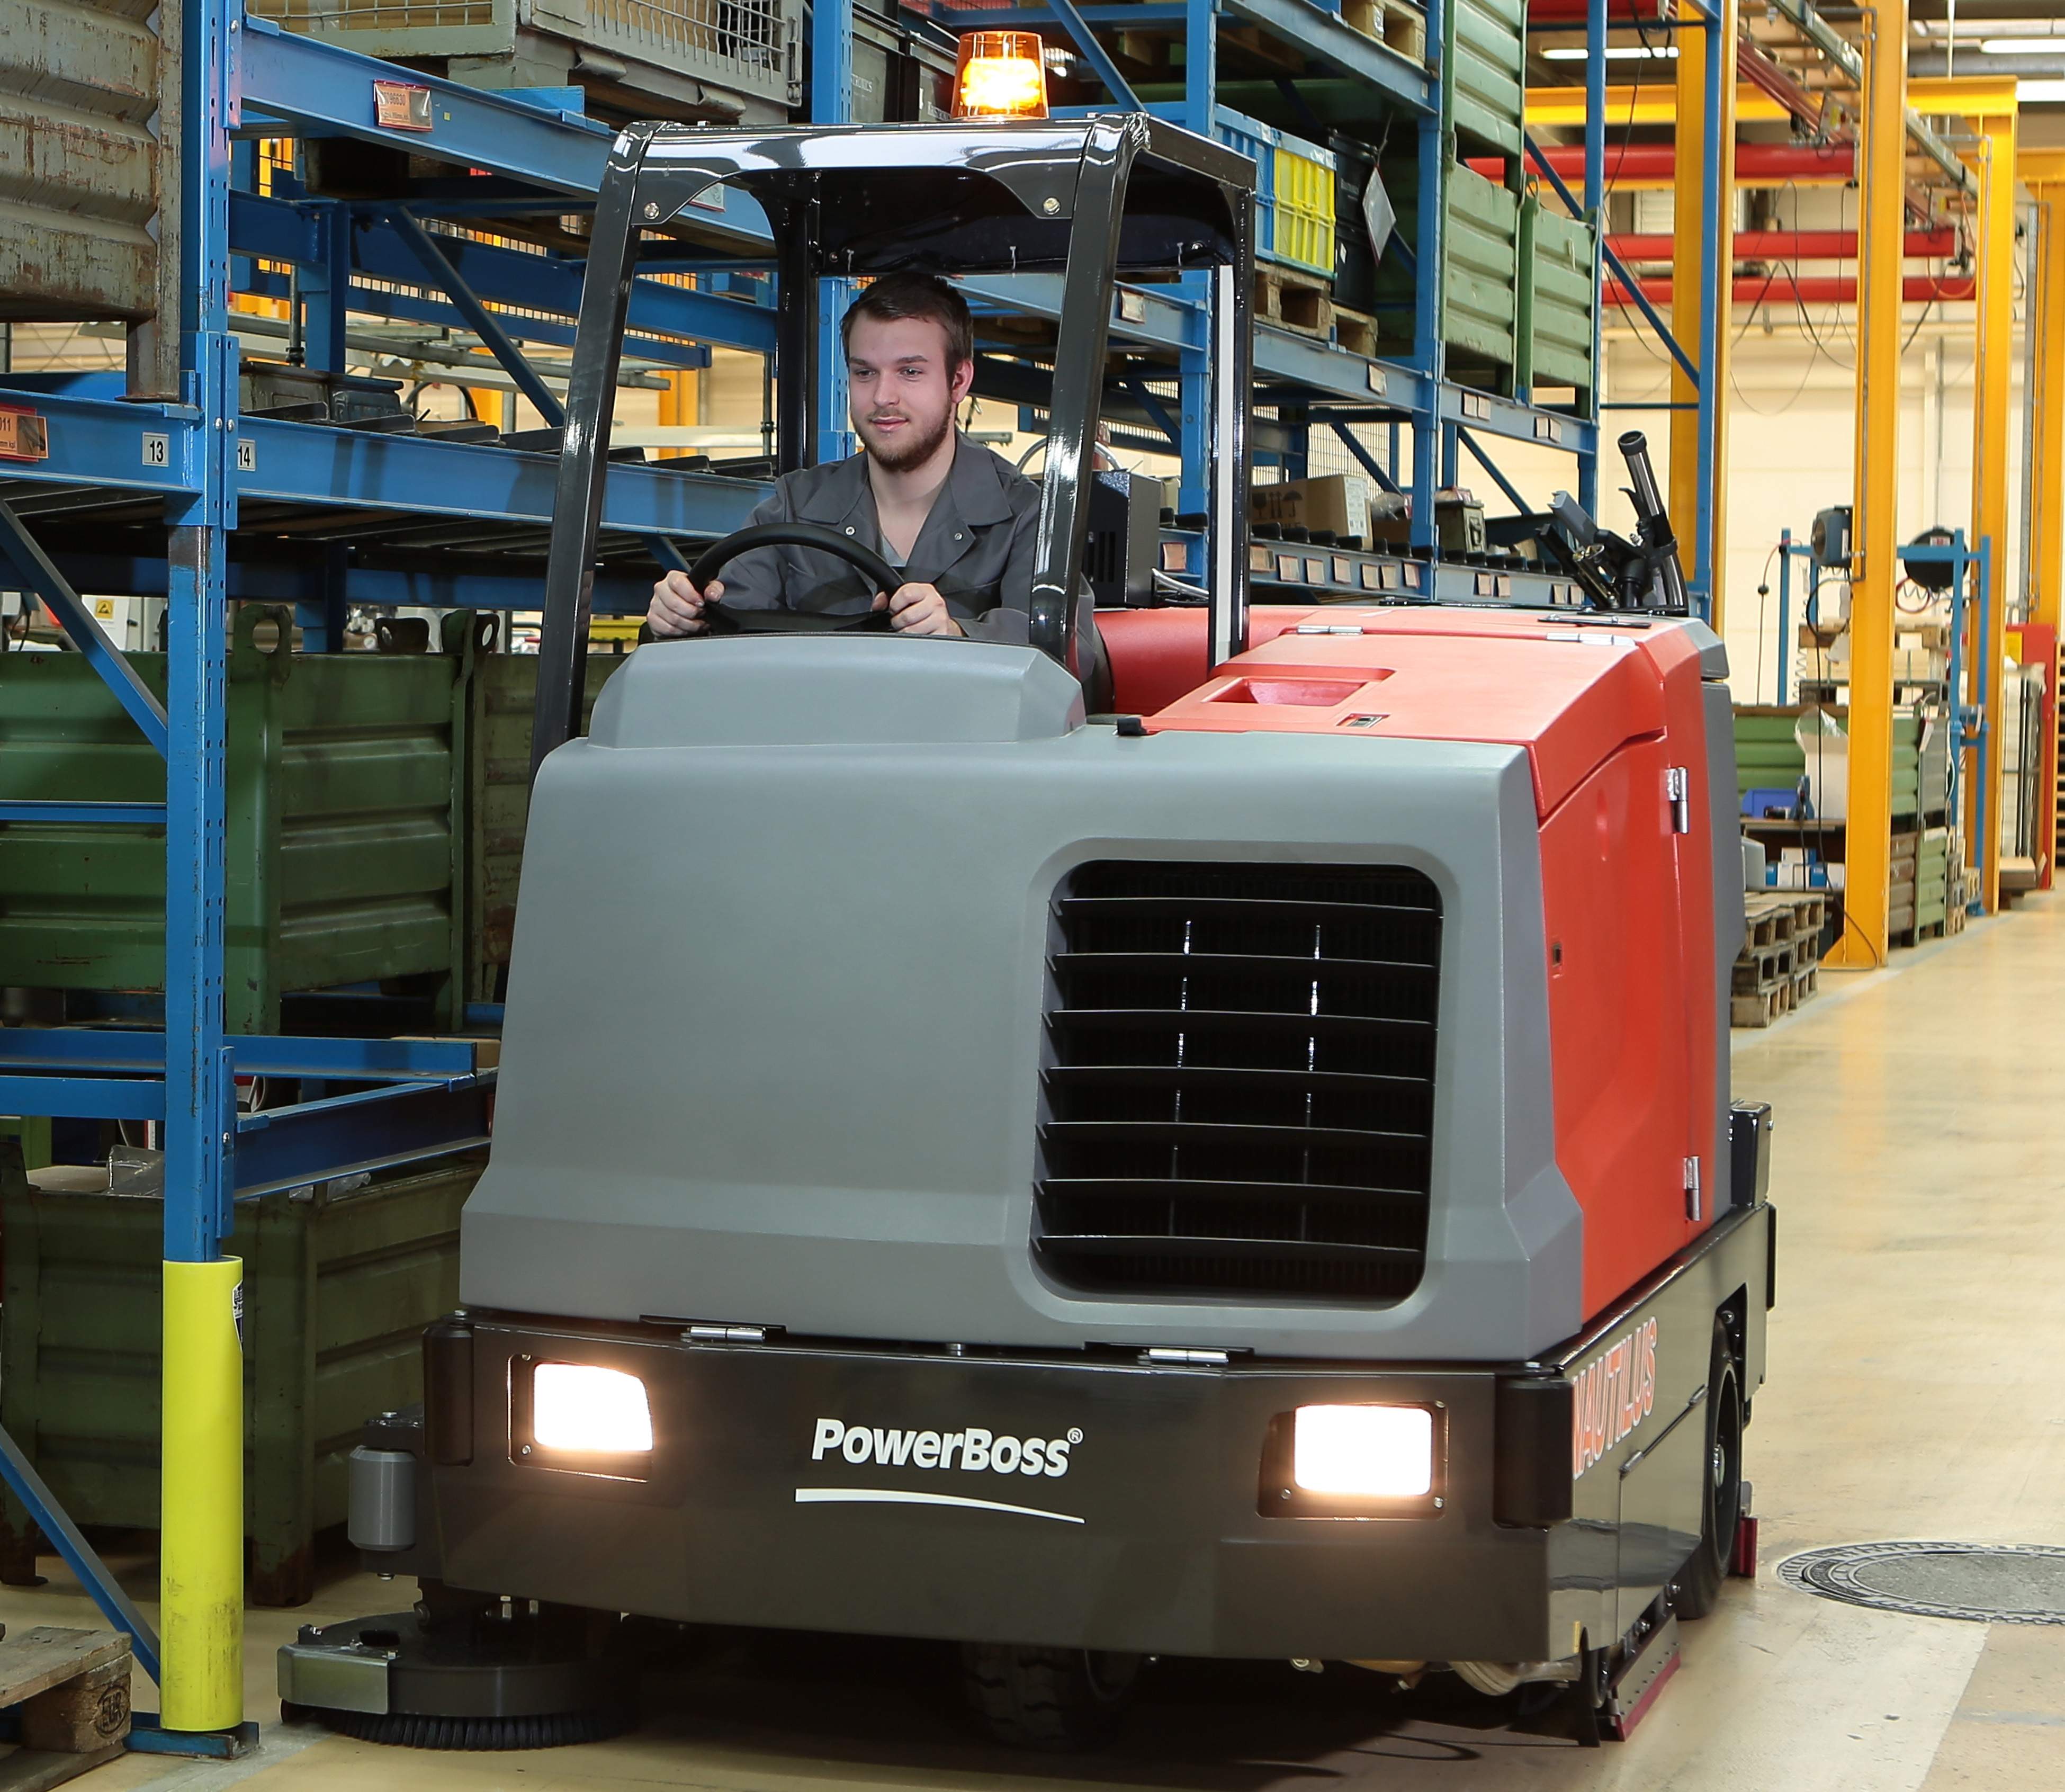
xmin=860 ymin=407 xmax=954 ymax=472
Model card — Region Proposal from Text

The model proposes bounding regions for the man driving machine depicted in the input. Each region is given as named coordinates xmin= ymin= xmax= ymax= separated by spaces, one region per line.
xmin=648 ymin=273 xmax=1052 ymax=644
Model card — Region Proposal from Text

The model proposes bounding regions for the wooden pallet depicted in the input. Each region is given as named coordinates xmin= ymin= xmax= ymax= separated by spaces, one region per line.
xmin=0 ymin=1627 xmax=131 ymax=1792
xmin=1731 ymin=980 xmax=1794 ymax=1028
xmin=1255 ymin=265 xmax=1332 ymax=338
xmin=1731 ymin=938 xmax=1796 ymax=996
xmin=1731 ymin=892 xmax=1828 ymax=1027
xmin=1743 ymin=890 xmax=1826 ymax=949
xmin=1343 ymin=0 xmax=1427 ymax=59
xmin=1332 ymin=304 xmax=1379 ymax=360
xmin=1731 ymin=962 xmax=1822 ymax=1029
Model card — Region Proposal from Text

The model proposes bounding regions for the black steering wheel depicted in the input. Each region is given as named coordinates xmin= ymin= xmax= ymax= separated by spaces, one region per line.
xmin=687 ymin=523 xmax=904 ymax=635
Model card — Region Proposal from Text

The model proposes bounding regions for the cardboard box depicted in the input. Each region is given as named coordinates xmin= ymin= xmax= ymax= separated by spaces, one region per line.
xmin=1251 ymin=473 xmax=1372 ymax=540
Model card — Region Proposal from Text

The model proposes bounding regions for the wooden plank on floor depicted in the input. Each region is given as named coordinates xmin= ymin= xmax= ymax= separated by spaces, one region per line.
xmin=0 ymin=1633 xmax=127 ymax=1712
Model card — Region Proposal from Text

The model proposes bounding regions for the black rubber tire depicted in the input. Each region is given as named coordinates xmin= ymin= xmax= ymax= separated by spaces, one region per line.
xmin=960 ymin=1644 xmax=1144 ymax=1751
xmin=1674 ymin=1316 xmax=1745 ymax=1620
xmin=310 ymin=1705 xmax=633 ymax=1751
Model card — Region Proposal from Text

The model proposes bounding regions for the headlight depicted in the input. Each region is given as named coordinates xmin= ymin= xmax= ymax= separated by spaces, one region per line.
xmin=1292 ymin=1404 xmax=1433 ymax=1499
xmin=531 ymin=1364 xmax=652 ymax=1454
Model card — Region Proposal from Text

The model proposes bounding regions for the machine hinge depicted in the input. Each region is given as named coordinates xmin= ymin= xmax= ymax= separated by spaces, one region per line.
xmin=1141 ymin=1347 xmax=1235 ymax=1366
xmin=684 ymin=1324 xmax=774 ymax=1344
xmin=1666 ymin=766 xmax=1692 ymax=834
xmin=1683 ymin=1155 xmax=1703 ymax=1222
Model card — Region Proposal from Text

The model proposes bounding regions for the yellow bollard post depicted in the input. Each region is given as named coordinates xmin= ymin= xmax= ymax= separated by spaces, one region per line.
xmin=160 ymin=1257 xmax=245 ymax=1731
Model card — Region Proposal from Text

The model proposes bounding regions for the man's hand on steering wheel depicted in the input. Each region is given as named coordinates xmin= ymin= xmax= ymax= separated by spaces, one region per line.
xmin=648 ymin=569 xmax=721 ymax=638
xmin=876 ymin=582 xmax=964 ymax=637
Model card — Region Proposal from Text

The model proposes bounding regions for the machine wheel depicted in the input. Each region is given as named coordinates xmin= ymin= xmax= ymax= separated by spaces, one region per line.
xmin=1673 ymin=1316 xmax=1745 ymax=1620
xmin=961 ymin=1643 xmax=1143 ymax=1751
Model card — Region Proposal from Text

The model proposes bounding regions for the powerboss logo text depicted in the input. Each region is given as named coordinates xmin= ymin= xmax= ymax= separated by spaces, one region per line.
xmin=1570 ymin=1317 xmax=1659 ymax=1480
xmin=811 ymin=1418 xmax=1078 ymax=1479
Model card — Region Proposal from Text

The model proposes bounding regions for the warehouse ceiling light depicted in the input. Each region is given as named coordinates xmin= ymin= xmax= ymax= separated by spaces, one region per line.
xmin=954 ymin=32 xmax=1049 ymax=119
xmin=1541 ymin=44 xmax=1677 ymax=60
xmin=1982 ymin=39 xmax=2065 ymax=57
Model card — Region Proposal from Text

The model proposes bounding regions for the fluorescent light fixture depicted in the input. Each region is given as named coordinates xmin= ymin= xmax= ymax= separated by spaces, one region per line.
xmin=1292 ymin=1404 xmax=1434 ymax=1499
xmin=2019 ymin=79 xmax=2065 ymax=103
xmin=532 ymin=1363 xmax=653 ymax=1453
xmin=1541 ymin=44 xmax=1678 ymax=61
xmin=1982 ymin=39 xmax=2065 ymax=57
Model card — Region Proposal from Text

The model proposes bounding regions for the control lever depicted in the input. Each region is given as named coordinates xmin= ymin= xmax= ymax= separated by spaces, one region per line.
xmin=1617 ymin=431 xmax=1689 ymax=613
xmin=1534 ymin=432 xmax=1691 ymax=614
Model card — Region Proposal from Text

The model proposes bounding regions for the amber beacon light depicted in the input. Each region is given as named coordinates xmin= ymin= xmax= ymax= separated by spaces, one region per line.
xmin=953 ymin=31 xmax=1049 ymax=119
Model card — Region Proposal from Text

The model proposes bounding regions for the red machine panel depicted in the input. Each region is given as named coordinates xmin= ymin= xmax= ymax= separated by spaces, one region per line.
xmin=1102 ymin=604 xmax=1722 ymax=1318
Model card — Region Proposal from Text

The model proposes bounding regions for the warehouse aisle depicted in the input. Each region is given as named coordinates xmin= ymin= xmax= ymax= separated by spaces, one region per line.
xmin=13 ymin=895 xmax=2065 ymax=1792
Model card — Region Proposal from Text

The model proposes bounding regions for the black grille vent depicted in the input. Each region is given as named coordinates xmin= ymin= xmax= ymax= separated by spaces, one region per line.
xmin=1036 ymin=861 xmax=1442 ymax=1302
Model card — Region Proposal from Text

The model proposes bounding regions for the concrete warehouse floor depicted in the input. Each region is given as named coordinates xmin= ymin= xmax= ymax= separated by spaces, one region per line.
xmin=11 ymin=894 xmax=2065 ymax=1792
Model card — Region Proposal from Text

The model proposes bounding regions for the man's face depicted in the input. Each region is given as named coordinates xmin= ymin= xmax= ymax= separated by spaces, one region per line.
xmin=845 ymin=313 xmax=972 ymax=472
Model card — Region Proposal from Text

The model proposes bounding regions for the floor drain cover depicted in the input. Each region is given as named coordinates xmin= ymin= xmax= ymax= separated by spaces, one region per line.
xmin=1780 ymin=1543 xmax=2065 ymax=1624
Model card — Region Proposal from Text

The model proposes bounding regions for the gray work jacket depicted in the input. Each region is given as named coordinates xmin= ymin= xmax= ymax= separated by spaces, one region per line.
xmin=713 ymin=433 xmax=1036 ymax=644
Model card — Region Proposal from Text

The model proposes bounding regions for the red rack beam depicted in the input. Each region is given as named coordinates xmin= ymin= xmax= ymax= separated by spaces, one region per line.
xmin=1607 ymin=227 xmax=1959 ymax=262
xmin=1605 ymin=273 xmax=1979 ymax=307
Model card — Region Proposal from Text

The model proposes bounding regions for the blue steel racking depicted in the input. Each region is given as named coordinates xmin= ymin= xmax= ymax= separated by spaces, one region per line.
xmin=0 ymin=0 xmax=1729 ymax=1724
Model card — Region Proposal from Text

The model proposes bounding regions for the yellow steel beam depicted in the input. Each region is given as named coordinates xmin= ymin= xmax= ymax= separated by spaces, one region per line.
xmin=1968 ymin=102 xmax=2018 ymax=915
xmin=2023 ymin=161 xmax=2064 ymax=888
xmin=1917 ymin=78 xmax=2020 ymax=912
xmin=1828 ymin=0 xmax=1906 ymax=969
xmin=1907 ymin=75 xmax=2022 ymax=119
xmin=1530 ymin=77 xmax=2021 ymax=131
xmin=2027 ymin=161 xmax=2065 ymax=638
xmin=1528 ymin=84 xmax=1791 ymax=128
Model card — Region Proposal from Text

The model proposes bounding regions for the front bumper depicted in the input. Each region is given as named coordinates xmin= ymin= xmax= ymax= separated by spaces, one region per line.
xmin=397 ymin=1204 xmax=1771 ymax=1665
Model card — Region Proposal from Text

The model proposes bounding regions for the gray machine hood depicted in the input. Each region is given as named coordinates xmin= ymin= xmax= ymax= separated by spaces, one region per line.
xmin=461 ymin=638 xmax=1585 ymax=1361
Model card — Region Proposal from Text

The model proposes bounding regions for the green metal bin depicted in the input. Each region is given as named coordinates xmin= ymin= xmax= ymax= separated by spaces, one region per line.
xmin=0 ymin=607 xmax=481 ymax=1031
xmin=1371 ymin=154 xmax=1522 ymax=382
xmin=0 ymin=1149 xmax=480 ymax=1606
xmin=1519 ymin=194 xmax=1599 ymax=395
xmin=1444 ymin=0 xmax=1525 ymax=157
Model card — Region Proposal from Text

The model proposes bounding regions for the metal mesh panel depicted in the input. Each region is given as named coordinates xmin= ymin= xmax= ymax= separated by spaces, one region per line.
xmin=250 ymin=0 xmax=792 ymax=84
xmin=251 ymin=0 xmax=497 ymax=30
xmin=597 ymin=0 xmax=785 ymax=69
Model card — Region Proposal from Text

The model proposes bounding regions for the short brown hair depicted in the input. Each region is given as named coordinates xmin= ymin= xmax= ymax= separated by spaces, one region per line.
xmin=840 ymin=273 xmax=974 ymax=374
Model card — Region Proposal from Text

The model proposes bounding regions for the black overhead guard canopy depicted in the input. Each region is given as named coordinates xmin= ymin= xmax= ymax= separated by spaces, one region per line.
xmin=533 ymin=115 xmax=1257 ymax=773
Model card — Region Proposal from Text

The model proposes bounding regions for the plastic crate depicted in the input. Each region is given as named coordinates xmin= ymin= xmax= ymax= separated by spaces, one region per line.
xmin=1213 ymin=108 xmax=1337 ymax=279
xmin=1272 ymin=132 xmax=1339 ymax=278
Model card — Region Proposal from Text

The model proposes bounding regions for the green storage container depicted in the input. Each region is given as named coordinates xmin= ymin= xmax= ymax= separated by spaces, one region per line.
xmin=1734 ymin=705 xmax=1929 ymax=821
xmin=0 ymin=607 xmax=482 ymax=1031
xmin=0 ymin=1149 xmax=480 ymax=1606
xmin=1444 ymin=0 xmax=1525 ymax=156
xmin=1519 ymin=193 xmax=1599 ymax=395
xmin=1442 ymin=162 xmax=1522 ymax=372
xmin=1371 ymin=154 xmax=1521 ymax=382
xmin=466 ymin=645 xmax=629 ymax=1003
